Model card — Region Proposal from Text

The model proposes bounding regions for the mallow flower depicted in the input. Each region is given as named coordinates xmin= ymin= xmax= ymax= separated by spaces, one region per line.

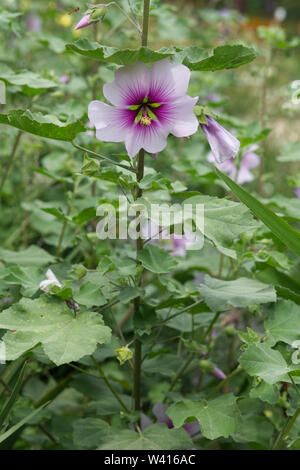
xmin=294 ymin=188 xmax=300 ymax=198
xmin=140 ymin=403 xmax=200 ymax=437
xmin=201 ymin=115 xmax=240 ymax=164
xmin=207 ymin=144 xmax=260 ymax=184
xmin=39 ymin=269 xmax=62 ymax=293
xmin=39 ymin=270 xmax=80 ymax=311
xmin=88 ymin=60 xmax=199 ymax=159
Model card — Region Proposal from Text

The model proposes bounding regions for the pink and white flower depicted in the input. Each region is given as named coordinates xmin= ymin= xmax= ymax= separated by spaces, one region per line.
xmin=207 ymin=144 xmax=260 ymax=184
xmin=88 ymin=60 xmax=199 ymax=159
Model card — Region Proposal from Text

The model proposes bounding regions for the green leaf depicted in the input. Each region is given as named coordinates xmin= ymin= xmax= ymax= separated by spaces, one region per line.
xmin=0 ymin=362 xmax=26 ymax=428
xmin=184 ymin=44 xmax=257 ymax=71
xmin=138 ymin=245 xmax=178 ymax=274
xmin=239 ymin=343 xmax=291 ymax=384
xmin=0 ymin=296 xmax=111 ymax=366
xmin=66 ymin=40 xmax=256 ymax=71
xmin=98 ymin=423 xmax=193 ymax=450
xmin=0 ymin=402 xmax=49 ymax=445
xmin=167 ymin=394 xmax=241 ymax=440
xmin=277 ymin=142 xmax=300 ymax=162
xmin=0 ymin=246 xmax=55 ymax=267
xmin=265 ymin=300 xmax=300 ymax=347
xmin=249 ymin=381 xmax=280 ymax=405
xmin=198 ymin=275 xmax=276 ymax=312
xmin=215 ymin=167 xmax=300 ymax=256
xmin=73 ymin=418 xmax=111 ymax=449
xmin=74 ymin=281 xmax=106 ymax=308
xmin=231 ymin=398 xmax=274 ymax=448
xmin=66 ymin=39 xmax=177 ymax=64
xmin=255 ymin=266 xmax=300 ymax=303
xmin=4 ymin=265 xmax=42 ymax=297
xmin=0 ymin=65 xmax=57 ymax=96
xmin=186 ymin=195 xmax=258 ymax=258
xmin=41 ymin=208 xmax=70 ymax=222
xmin=118 ymin=286 xmax=144 ymax=304
xmin=0 ymin=109 xmax=85 ymax=142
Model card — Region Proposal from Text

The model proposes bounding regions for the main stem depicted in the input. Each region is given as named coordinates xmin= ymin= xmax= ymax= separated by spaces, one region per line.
xmin=133 ymin=0 xmax=150 ymax=412
xmin=0 ymin=131 xmax=22 ymax=196
xmin=258 ymin=46 xmax=272 ymax=197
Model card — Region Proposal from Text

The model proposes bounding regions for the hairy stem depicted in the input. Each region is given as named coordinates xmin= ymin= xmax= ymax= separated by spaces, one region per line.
xmin=258 ymin=46 xmax=272 ymax=197
xmin=0 ymin=131 xmax=22 ymax=196
xmin=91 ymin=356 xmax=131 ymax=414
xmin=272 ymin=374 xmax=300 ymax=450
xmin=133 ymin=0 xmax=150 ymax=412
xmin=72 ymin=142 xmax=136 ymax=173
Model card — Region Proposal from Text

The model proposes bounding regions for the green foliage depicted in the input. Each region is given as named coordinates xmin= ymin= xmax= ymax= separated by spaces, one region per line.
xmin=99 ymin=423 xmax=193 ymax=450
xmin=0 ymin=110 xmax=85 ymax=142
xmin=167 ymin=394 xmax=241 ymax=440
xmin=0 ymin=0 xmax=299 ymax=452
xmin=198 ymin=275 xmax=276 ymax=312
xmin=0 ymin=296 xmax=111 ymax=365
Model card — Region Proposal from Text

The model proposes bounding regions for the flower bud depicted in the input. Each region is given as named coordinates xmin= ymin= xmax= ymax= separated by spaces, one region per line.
xmin=115 ymin=346 xmax=133 ymax=365
xmin=199 ymin=359 xmax=214 ymax=373
xmin=201 ymin=116 xmax=240 ymax=164
xmin=89 ymin=5 xmax=106 ymax=22
xmin=70 ymin=264 xmax=87 ymax=280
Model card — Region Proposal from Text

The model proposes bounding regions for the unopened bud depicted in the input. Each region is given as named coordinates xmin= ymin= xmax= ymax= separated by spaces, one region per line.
xmin=89 ymin=5 xmax=106 ymax=22
xmin=115 ymin=346 xmax=133 ymax=365
xmin=199 ymin=359 xmax=214 ymax=373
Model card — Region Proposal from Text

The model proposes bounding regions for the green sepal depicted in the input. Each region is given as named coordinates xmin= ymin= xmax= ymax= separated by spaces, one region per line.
xmin=135 ymin=108 xmax=143 ymax=124
xmin=147 ymin=107 xmax=158 ymax=122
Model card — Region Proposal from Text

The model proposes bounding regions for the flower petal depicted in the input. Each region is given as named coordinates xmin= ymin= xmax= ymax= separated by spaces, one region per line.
xmin=74 ymin=13 xmax=92 ymax=30
xmin=242 ymin=149 xmax=260 ymax=169
xmin=294 ymin=188 xmax=300 ymax=198
xmin=237 ymin=166 xmax=254 ymax=185
xmin=125 ymin=122 xmax=168 ymax=159
xmin=103 ymin=62 xmax=149 ymax=106
xmin=168 ymin=96 xmax=199 ymax=138
xmin=202 ymin=116 xmax=240 ymax=164
xmin=149 ymin=59 xmax=191 ymax=101
xmin=88 ymin=101 xmax=130 ymax=142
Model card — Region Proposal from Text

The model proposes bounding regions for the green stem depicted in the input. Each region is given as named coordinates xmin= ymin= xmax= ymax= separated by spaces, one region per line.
xmin=34 ymin=373 xmax=74 ymax=408
xmin=56 ymin=206 xmax=71 ymax=257
xmin=0 ymin=131 xmax=22 ymax=196
xmin=141 ymin=0 xmax=150 ymax=47
xmin=167 ymin=311 xmax=222 ymax=394
xmin=133 ymin=0 xmax=150 ymax=412
xmin=91 ymin=356 xmax=131 ymax=414
xmin=272 ymin=374 xmax=300 ymax=450
xmin=258 ymin=46 xmax=272 ymax=197
xmin=205 ymin=366 xmax=241 ymax=401
xmin=72 ymin=142 xmax=136 ymax=173
xmin=153 ymin=299 xmax=204 ymax=328
xmin=109 ymin=2 xmax=141 ymax=33
xmin=168 ymin=352 xmax=194 ymax=393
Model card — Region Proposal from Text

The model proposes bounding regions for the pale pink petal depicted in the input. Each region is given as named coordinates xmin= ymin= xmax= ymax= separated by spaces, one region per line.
xmin=125 ymin=123 xmax=168 ymax=159
xmin=149 ymin=59 xmax=191 ymax=100
xmin=103 ymin=62 xmax=149 ymax=106
xmin=202 ymin=117 xmax=240 ymax=164
xmin=242 ymin=150 xmax=260 ymax=169
xmin=74 ymin=13 xmax=92 ymax=30
xmin=294 ymin=188 xmax=300 ymax=198
xmin=88 ymin=100 xmax=129 ymax=142
xmin=168 ymin=96 xmax=199 ymax=138
xmin=237 ymin=166 xmax=254 ymax=184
